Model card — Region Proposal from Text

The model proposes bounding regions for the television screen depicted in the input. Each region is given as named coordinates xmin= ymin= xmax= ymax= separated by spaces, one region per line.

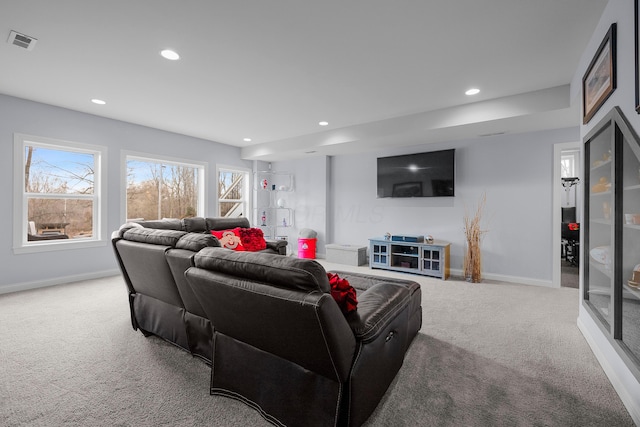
xmin=377 ymin=149 xmax=455 ymax=198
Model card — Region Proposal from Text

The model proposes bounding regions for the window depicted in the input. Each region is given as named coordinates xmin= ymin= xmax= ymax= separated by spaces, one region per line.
xmin=561 ymin=150 xmax=580 ymax=178
xmin=217 ymin=166 xmax=250 ymax=218
xmin=125 ymin=153 xmax=205 ymax=221
xmin=13 ymin=134 xmax=105 ymax=253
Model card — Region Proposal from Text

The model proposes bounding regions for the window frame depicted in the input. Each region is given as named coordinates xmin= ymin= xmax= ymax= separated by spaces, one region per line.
xmin=216 ymin=164 xmax=251 ymax=219
xmin=122 ymin=150 xmax=207 ymax=223
xmin=13 ymin=133 xmax=107 ymax=254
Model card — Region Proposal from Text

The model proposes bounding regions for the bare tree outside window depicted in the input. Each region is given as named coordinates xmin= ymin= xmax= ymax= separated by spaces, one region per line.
xmin=24 ymin=145 xmax=96 ymax=240
xmin=126 ymin=158 xmax=200 ymax=220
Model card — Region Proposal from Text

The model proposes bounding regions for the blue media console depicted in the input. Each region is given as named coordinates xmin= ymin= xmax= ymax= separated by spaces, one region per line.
xmin=369 ymin=237 xmax=450 ymax=280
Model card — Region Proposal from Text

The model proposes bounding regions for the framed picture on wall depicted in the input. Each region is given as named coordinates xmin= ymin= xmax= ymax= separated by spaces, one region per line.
xmin=636 ymin=0 xmax=640 ymax=113
xmin=582 ymin=23 xmax=617 ymax=124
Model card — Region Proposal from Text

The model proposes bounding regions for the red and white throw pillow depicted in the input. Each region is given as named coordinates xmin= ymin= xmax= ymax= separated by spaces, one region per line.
xmin=211 ymin=228 xmax=245 ymax=251
xmin=211 ymin=227 xmax=267 ymax=252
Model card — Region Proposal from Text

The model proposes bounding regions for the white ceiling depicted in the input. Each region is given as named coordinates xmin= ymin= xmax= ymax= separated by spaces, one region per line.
xmin=0 ymin=1 xmax=607 ymax=161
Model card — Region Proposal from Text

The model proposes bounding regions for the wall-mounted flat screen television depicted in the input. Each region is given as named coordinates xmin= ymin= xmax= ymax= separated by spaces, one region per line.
xmin=377 ymin=149 xmax=455 ymax=198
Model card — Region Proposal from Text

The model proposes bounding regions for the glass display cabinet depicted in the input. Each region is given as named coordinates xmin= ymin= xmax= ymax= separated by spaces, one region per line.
xmin=254 ymin=170 xmax=294 ymax=240
xmin=584 ymin=107 xmax=640 ymax=368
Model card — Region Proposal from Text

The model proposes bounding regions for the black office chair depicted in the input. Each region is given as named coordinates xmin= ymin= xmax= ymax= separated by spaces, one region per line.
xmin=561 ymin=221 xmax=579 ymax=266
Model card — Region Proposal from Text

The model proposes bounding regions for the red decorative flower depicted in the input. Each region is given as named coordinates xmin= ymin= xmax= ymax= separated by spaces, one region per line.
xmin=327 ymin=272 xmax=358 ymax=314
xmin=568 ymin=223 xmax=579 ymax=231
xmin=238 ymin=228 xmax=267 ymax=252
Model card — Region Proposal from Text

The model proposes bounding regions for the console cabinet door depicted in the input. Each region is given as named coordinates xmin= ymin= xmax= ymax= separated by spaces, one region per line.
xmin=422 ymin=246 xmax=442 ymax=277
xmin=370 ymin=241 xmax=389 ymax=267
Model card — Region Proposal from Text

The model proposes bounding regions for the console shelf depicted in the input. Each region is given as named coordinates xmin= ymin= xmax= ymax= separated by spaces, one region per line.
xmin=369 ymin=238 xmax=450 ymax=280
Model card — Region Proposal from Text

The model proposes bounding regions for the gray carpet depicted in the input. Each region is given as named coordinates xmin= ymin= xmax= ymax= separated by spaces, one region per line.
xmin=0 ymin=262 xmax=634 ymax=427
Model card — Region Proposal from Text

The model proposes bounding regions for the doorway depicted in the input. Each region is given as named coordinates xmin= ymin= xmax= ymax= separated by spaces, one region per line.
xmin=553 ymin=142 xmax=581 ymax=288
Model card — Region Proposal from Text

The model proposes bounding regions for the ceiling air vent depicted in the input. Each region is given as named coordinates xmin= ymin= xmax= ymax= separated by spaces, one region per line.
xmin=7 ymin=30 xmax=37 ymax=51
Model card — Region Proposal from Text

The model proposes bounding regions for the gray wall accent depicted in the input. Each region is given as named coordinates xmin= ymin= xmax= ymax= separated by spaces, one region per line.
xmin=273 ymin=126 xmax=579 ymax=285
xmin=271 ymin=156 xmax=330 ymax=255
xmin=0 ymin=94 xmax=250 ymax=292
xmin=572 ymin=0 xmax=640 ymax=424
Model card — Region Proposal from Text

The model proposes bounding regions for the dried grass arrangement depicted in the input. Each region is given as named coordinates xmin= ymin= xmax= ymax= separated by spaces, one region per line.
xmin=463 ymin=193 xmax=487 ymax=283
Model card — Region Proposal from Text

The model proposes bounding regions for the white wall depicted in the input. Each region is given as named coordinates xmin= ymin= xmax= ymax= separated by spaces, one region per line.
xmin=273 ymin=126 xmax=579 ymax=285
xmin=269 ymin=156 xmax=330 ymax=254
xmin=0 ymin=94 xmax=250 ymax=293
xmin=573 ymin=0 xmax=640 ymax=424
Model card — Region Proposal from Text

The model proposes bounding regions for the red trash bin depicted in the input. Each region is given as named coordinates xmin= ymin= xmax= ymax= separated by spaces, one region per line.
xmin=298 ymin=238 xmax=317 ymax=259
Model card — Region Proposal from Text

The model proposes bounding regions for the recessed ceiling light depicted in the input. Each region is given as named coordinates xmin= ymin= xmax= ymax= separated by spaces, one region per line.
xmin=243 ymin=137 xmax=252 ymax=142
xmin=465 ymin=88 xmax=480 ymax=96
xmin=160 ymin=49 xmax=180 ymax=60
xmin=318 ymin=121 xmax=329 ymax=126
xmin=91 ymin=98 xmax=106 ymax=105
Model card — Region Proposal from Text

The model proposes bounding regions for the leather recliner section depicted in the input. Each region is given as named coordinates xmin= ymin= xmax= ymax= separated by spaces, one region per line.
xmin=112 ymin=226 xmax=219 ymax=360
xmin=185 ymin=247 xmax=422 ymax=427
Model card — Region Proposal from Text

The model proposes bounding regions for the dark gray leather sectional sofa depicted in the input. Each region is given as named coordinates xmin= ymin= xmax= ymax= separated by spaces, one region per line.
xmin=112 ymin=216 xmax=287 ymax=361
xmin=112 ymin=217 xmax=422 ymax=427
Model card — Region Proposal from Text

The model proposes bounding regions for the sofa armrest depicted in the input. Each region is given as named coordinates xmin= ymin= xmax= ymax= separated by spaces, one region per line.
xmin=112 ymin=222 xmax=144 ymax=240
xmin=343 ymin=280 xmax=420 ymax=427
xmin=265 ymin=239 xmax=287 ymax=255
xmin=346 ymin=283 xmax=411 ymax=343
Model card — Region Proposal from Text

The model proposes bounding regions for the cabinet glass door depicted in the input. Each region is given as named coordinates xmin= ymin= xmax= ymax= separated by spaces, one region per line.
xmin=423 ymin=248 xmax=440 ymax=273
xmin=585 ymin=122 xmax=614 ymax=328
xmin=372 ymin=243 xmax=388 ymax=266
xmin=584 ymin=107 xmax=640 ymax=368
xmin=622 ymin=129 xmax=640 ymax=358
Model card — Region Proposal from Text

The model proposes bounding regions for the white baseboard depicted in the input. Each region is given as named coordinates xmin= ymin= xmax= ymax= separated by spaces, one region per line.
xmin=0 ymin=269 xmax=121 ymax=295
xmin=578 ymin=313 xmax=640 ymax=426
xmin=448 ymin=268 xmax=555 ymax=287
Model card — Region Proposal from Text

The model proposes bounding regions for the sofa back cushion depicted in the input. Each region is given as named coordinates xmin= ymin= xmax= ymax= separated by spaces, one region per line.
xmin=115 ymin=239 xmax=184 ymax=307
xmin=206 ymin=217 xmax=250 ymax=231
xmin=123 ymin=228 xmax=186 ymax=247
xmin=194 ymin=247 xmax=331 ymax=293
xmin=176 ymin=232 xmax=220 ymax=252
xmin=181 ymin=217 xmax=208 ymax=233
xmin=132 ymin=219 xmax=183 ymax=230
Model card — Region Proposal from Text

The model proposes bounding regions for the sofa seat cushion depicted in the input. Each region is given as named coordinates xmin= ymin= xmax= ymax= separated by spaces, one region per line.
xmin=346 ymin=283 xmax=411 ymax=343
xmin=194 ymin=247 xmax=330 ymax=293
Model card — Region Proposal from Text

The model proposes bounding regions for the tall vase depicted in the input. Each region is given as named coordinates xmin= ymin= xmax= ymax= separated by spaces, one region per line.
xmin=464 ymin=238 xmax=482 ymax=283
